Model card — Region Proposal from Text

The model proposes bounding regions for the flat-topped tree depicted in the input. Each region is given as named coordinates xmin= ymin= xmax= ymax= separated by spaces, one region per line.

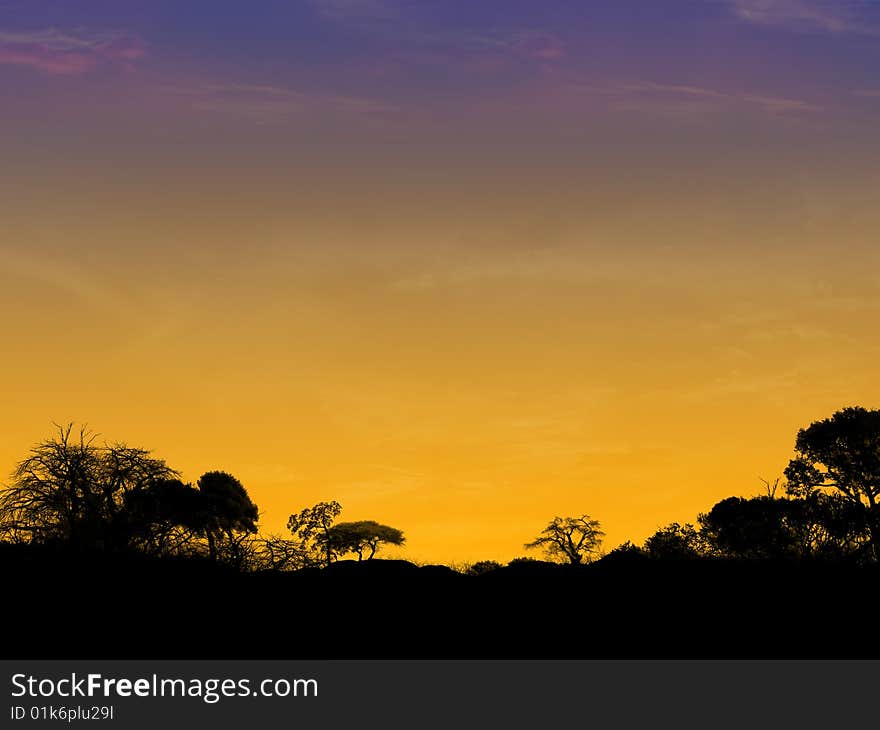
xmin=326 ymin=520 xmax=405 ymax=560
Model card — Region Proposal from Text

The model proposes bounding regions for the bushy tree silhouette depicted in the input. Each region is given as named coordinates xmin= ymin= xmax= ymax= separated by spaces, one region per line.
xmin=195 ymin=471 xmax=259 ymax=563
xmin=643 ymin=522 xmax=704 ymax=559
xmin=122 ymin=478 xmax=204 ymax=556
xmin=286 ymin=501 xmax=343 ymax=567
xmin=698 ymin=497 xmax=798 ymax=559
xmin=785 ymin=406 xmax=880 ymax=559
xmin=687 ymin=493 xmax=869 ymax=562
xmin=0 ymin=426 xmax=259 ymax=567
xmin=0 ymin=424 xmax=177 ymax=550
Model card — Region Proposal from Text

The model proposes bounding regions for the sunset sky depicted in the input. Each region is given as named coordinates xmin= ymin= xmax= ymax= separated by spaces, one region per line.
xmin=2 ymin=0 xmax=880 ymax=562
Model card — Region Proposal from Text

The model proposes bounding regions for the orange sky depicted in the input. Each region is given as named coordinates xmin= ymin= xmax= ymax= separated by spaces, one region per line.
xmin=2 ymin=1 xmax=880 ymax=562
xmin=3 ymin=149 xmax=879 ymax=562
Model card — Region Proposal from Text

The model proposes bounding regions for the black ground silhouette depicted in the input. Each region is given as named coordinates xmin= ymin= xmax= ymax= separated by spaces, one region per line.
xmin=5 ymin=544 xmax=879 ymax=659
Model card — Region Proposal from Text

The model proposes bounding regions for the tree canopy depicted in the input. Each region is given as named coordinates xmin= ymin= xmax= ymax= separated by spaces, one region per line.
xmin=286 ymin=501 xmax=343 ymax=567
xmin=122 ymin=478 xmax=205 ymax=556
xmin=326 ymin=520 xmax=405 ymax=560
xmin=196 ymin=471 xmax=259 ymax=562
xmin=784 ymin=406 xmax=880 ymax=559
xmin=643 ymin=522 xmax=704 ymax=560
xmin=785 ymin=407 xmax=880 ymax=506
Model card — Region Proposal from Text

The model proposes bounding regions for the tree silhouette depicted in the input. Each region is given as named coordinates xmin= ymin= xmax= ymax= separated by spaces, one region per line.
xmin=692 ymin=492 xmax=871 ymax=563
xmin=326 ymin=520 xmax=405 ymax=560
xmin=195 ymin=471 xmax=259 ymax=563
xmin=697 ymin=497 xmax=800 ymax=560
xmin=121 ymin=478 xmax=204 ymax=556
xmin=643 ymin=522 xmax=704 ymax=559
xmin=0 ymin=424 xmax=177 ymax=550
xmin=286 ymin=501 xmax=343 ymax=567
xmin=784 ymin=406 xmax=880 ymax=560
xmin=524 ymin=515 xmax=604 ymax=564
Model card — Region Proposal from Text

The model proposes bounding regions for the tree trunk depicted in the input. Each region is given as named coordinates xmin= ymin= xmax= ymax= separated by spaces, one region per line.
xmin=324 ymin=528 xmax=332 ymax=567
xmin=868 ymin=519 xmax=880 ymax=563
xmin=867 ymin=494 xmax=879 ymax=563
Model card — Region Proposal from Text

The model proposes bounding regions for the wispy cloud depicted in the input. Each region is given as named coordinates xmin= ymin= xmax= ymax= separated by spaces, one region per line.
xmin=730 ymin=0 xmax=878 ymax=34
xmin=0 ymin=27 xmax=145 ymax=75
xmin=461 ymin=30 xmax=566 ymax=61
xmin=310 ymin=0 xmax=400 ymax=21
xmin=310 ymin=0 xmax=565 ymax=72
xmin=162 ymin=82 xmax=395 ymax=124
xmin=575 ymin=80 xmax=823 ymax=118
xmin=0 ymin=247 xmax=127 ymax=312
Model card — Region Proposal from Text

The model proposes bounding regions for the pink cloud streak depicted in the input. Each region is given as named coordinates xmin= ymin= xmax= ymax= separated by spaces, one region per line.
xmin=0 ymin=28 xmax=146 ymax=75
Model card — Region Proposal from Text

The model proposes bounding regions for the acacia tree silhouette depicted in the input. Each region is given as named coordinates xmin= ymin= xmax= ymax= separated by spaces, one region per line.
xmin=285 ymin=504 xmax=406 ymax=566
xmin=525 ymin=515 xmax=604 ymax=564
xmin=326 ymin=520 xmax=405 ymax=560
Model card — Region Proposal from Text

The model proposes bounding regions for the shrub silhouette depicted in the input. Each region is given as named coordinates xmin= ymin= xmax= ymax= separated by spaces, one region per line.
xmin=466 ymin=560 xmax=503 ymax=576
xmin=643 ymin=523 xmax=704 ymax=559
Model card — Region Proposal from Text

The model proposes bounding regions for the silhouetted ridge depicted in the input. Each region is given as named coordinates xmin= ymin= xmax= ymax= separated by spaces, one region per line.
xmin=5 ymin=545 xmax=880 ymax=658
